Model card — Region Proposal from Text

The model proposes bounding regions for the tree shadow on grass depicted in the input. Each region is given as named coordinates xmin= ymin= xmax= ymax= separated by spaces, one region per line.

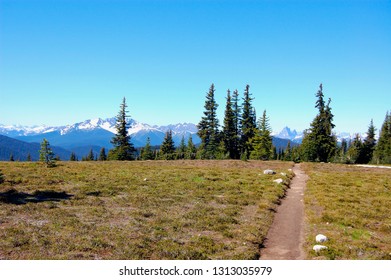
xmin=0 ymin=189 xmax=73 ymax=205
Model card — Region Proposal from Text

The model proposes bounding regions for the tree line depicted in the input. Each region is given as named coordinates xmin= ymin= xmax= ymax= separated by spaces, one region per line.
xmin=30 ymin=86 xmax=391 ymax=165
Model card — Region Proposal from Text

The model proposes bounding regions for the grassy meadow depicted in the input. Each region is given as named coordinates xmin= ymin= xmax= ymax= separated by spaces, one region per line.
xmin=303 ymin=163 xmax=391 ymax=260
xmin=0 ymin=160 xmax=293 ymax=260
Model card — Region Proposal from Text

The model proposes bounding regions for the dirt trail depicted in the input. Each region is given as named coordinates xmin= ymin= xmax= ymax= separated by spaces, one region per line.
xmin=260 ymin=163 xmax=308 ymax=260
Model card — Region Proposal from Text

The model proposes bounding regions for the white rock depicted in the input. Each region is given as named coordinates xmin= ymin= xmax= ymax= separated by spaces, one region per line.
xmin=280 ymin=172 xmax=287 ymax=176
xmin=273 ymin=178 xmax=284 ymax=184
xmin=316 ymin=234 xmax=328 ymax=243
xmin=143 ymin=178 xmax=148 ymax=181
xmin=313 ymin=245 xmax=328 ymax=252
xmin=263 ymin=169 xmax=276 ymax=175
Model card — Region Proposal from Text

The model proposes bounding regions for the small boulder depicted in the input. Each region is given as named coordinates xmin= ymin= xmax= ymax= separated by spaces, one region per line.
xmin=263 ymin=169 xmax=276 ymax=175
xmin=273 ymin=178 xmax=284 ymax=184
xmin=316 ymin=234 xmax=328 ymax=243
xmin=313 ymin=245 xmax=328 ymax=252
xmin=143 ymin=178 xmax=148 ymax=182
xmin=280 ymin=172 xmax=287 ymax=176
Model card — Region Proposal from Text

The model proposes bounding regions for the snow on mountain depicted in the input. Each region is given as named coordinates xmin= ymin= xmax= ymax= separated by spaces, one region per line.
xmin=0 ymin=117 xmax=201 ymax=148
xmin=274 ymin=126 xmax=302 ymax=141
xmin=155 ymin=123 xmax=198 ymax=135
xmin=0 ymin=124 xmax=62 ymax=137
xmin=273 ymin=127 xmax=365 ymax=144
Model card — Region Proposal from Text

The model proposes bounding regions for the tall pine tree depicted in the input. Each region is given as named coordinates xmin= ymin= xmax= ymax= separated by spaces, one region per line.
xmin=108 ymin=97 xmax=136 ymax=160
xmin=160 ymin=130 xmax=176 ymax=159
xmin=301 ymin=84 xmax=337 ymax=162
xmin=250 ymin=110 xmax=273 ymax=160
xmin=361 ymin=119 xmax=377 ymax=163
xmin=222 ymin=89 xmax=237 ymax=159
xmin=197 ymin=84 xmax=220 ymax=159
xmin=240 ymin=85 xmax=256 ymax=159
xmin=39 ymin=138 xmax=56 ymax=167
xmin=373 ymin=112 xmax=391 ymax=164
xmin=177 ymin=135 xmax=187 ymax=159
xmin=141 ymin=137 xmax=154 ymax=160
xmin=98 ymin=148 xmax=107 ymax=161
xmin=186 ymin=135 xmax=197 ymax=160
xmin=346 ymin=134 xmax=364 ymax=163
xmin=232 ymin=89 xmax=241 ymax=159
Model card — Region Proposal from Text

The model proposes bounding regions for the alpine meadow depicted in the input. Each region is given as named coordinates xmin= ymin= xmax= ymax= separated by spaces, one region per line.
xmin=1 ymin=0 xmax=391 ymax=264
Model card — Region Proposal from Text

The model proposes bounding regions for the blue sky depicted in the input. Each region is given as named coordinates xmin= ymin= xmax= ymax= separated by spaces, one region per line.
xmin=1 ymin=0 xmax=390 ymax=133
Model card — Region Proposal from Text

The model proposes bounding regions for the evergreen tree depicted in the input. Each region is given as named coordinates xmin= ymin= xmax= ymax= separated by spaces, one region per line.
xmin=186 ymin=135 xmax=197 ymax=160
xmin=346 ymin=134 xmax=364 ymax=164
xmin=9 ymin=154 xmax=14 ymax=162
xmin=176 ymin=135 xmax=187 ymax=159
xmin=373 ymin=112 xmax=391 ymax=164
xmin=240 ymin=85 xmax=256 ymax=158
xmin=39 ymin=138 xmax=56 ymax=167
xmin=250 ymin=110 xmax=273 ymax=160
xmin=284 ymin=141 xmax=292 ymax=161
xmin=87 ymin=149 xmax=95 ymax=161
xmin=108 ymin=97 xmax=136 ymax=160
xmin=232 ymin=89 xmax=241 ymax=159
xmin=98 ymin=148 xmax=107 ymax=161
xmin=26 ymin=153 xmax=32 ymax=161
xmin=337 ymin=138 xmax=348 ymax=163
xmin=197 ymin=84 xmax=220 ymax=159
xmin=160 ymin=130 xmax=176 ymax=159
xmin=222 ymin=89 xmax=237 ymax=159
xmin=360 ymin=119 xmax=377 ymax=163
xmin=70 ymin=152 xmax=78 ymax=161
xmin=141 ymin=137 xmax=154 ymax=160
xmin=300 ymin=84 xmax=337 ymax=162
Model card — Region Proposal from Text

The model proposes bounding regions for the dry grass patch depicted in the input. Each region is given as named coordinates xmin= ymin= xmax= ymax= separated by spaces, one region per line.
xmin=303 ymin=163 xmax=391 ymax=259
xmin=0 ymin=160 xmax=293 ymax=259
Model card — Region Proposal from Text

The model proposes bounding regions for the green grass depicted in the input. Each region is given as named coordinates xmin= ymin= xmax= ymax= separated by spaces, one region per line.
xmin=303 ymin=163 xmax=391 ymax=260
xmin=0 ymin=160 xmax=293 ymax=260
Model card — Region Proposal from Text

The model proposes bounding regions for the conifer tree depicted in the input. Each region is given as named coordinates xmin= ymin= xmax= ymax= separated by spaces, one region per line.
xmin=186 ymin=135 xmax=197 ymax=160
xmin=98 ymin=148 xmax=107 ymax=161
xmin=39 ymin=138 xmax=56 ymax=167
xmin=222 ymin=89 xmax=237 ymax=159
xmin=160 ymin=130 xmax=176 ymax=159
xmin=346 ymin=134 xmax=364 ymax=164
xmin=87 ymin=149 xmax=95 ymax=161
xmin=337 ymin=138 xmax=348 ymax=162
xmin=108 ymin=97 xmax=136 ymax=160
xmin=70 ymin=152 xmax=77 ymax=161
xmin=232 ymin=89 xmax=241 ymax=159
xmin=250 ymin=110 xmax=273 ymax=160
xmin=240 ymin=85 xmax=256 ymax=158
xmin=284 ymin=141 xmax=292 ymax=161
xmin=197 ymin=84 xmax=220 ymax=159
xmin=300 ymin=84 xmax=337 ymax=162
xmin=177 ymin=135 xmax=187 ymax=159
xmin=374 ymin=112 xmax=391 ymax=164
xmin=360 ymin=119 xmax=377 ymax=163
xmin=26 ymin=153 xmax=32 ymax=161
xmin=9 ymin=154 xmax=14 ymax=162
xmin=141 ymin=137 xmax=154 ymax=160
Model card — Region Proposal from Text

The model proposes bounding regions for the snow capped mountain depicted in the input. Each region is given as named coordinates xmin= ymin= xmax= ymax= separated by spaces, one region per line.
xmin=274 ymin=127 xmax=303 ymax=142
xmin=0 ymin=124 xmax=62 ymax=137
xmin=0 ymin=117 xmax=201 ymax=149
xmin=273 ymin=126 xmax=366 ymax=144
xmin=0 ymin=117 xmax=198 ymax=140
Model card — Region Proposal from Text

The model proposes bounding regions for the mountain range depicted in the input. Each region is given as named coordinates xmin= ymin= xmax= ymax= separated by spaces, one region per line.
xmin=0 ymin=118 xmax=362 ymax=161
xmin=0 ymin=118 xmax=202 ymax=160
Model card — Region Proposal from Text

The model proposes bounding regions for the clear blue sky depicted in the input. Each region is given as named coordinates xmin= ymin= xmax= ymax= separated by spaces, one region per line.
xmin=1 ymin=0 xmax=390 ymax=133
